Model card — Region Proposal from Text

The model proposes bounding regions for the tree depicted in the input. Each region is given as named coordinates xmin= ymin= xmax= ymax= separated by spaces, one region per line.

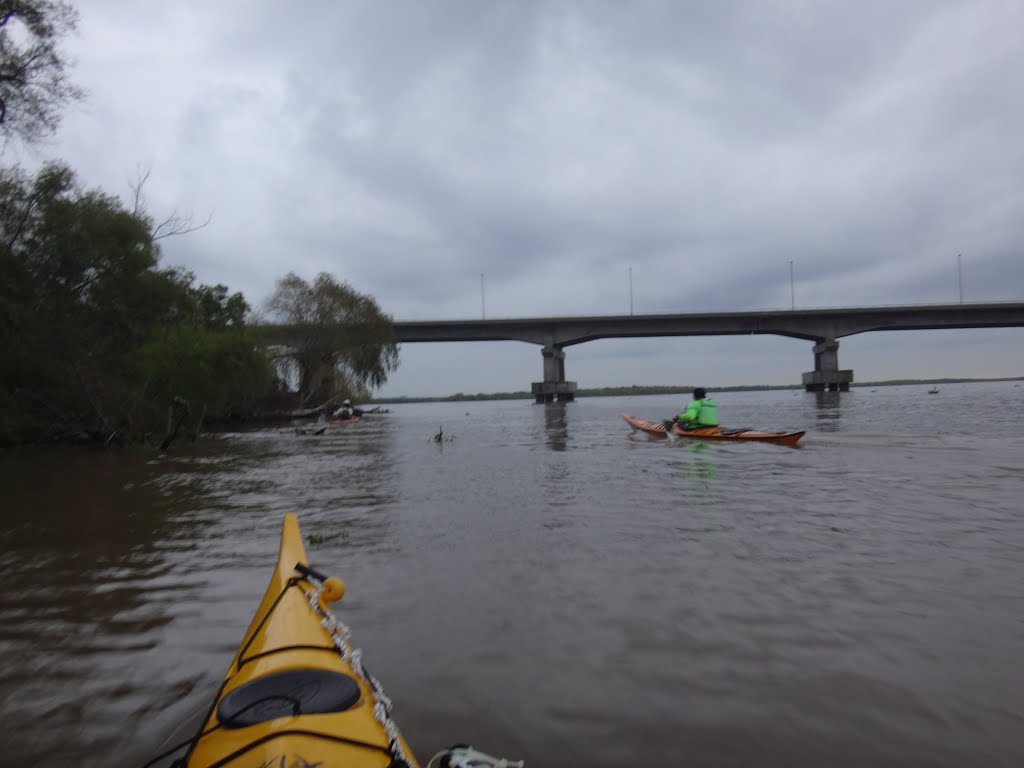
xmin=0 ymin=162 xmax=272 ymax=445
xmin=129 ymin=321 xmax=274 ymax=435
xmin=0 ymin=0 xmax=84 ymax=147
xmin=265 ymin=272 xmax=399 ymax=406
xmin=1 ymin=162 xmax=157 ymax=438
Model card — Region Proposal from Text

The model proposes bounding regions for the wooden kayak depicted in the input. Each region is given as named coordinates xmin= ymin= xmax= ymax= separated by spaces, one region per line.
xmin=622 ymin=412 xmax=805 ymax=447
xmin=672 ymin=423 xmax=805 ymax=447
xmin=159 ymin=513 xmax=420 ymax=768
xmin=620 ymin=412 xmax=669 ymax=438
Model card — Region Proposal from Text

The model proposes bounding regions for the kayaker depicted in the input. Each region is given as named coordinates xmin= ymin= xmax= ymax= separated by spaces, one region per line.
xmin=332 ymin=399 xmax=363 ymax=420
xmin=672 ymin=387 xmax=719 ymax=430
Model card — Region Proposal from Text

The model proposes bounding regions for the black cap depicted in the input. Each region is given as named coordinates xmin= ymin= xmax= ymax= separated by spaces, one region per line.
xmin=693 ymin=387 xmax=706 ymax=399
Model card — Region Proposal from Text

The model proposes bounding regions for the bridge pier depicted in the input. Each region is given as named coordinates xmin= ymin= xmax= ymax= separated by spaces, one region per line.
xmin=532 ymin=345 xmax=577 ymax=403
xmin=802 ymin=338 xmax=853 ymax=392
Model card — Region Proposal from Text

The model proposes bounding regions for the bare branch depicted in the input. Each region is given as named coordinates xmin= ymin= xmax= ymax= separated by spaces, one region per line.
xmin=129 ymin=163 xmax=214 ymax=239
xmin=153 ymin=209 xmax=214 ymax=240
xmin=130 ymin=164 xmax=151 ymax=217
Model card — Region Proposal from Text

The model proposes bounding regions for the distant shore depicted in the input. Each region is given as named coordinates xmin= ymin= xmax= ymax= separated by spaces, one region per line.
xmin=368 ymin=376 xmax=1024 ymax=404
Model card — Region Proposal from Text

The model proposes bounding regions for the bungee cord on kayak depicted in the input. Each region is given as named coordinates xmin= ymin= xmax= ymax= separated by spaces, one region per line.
xmin=301 ymin=567 xmax=417 ymax=768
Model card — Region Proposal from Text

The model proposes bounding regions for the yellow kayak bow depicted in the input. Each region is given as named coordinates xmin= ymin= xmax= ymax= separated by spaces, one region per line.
xmin=159 ymin=513 xmax=419 ymax=768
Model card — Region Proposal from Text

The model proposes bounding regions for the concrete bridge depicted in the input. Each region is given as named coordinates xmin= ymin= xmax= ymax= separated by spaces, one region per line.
xmin=388 ymin=302 xmax=1024 ymax=401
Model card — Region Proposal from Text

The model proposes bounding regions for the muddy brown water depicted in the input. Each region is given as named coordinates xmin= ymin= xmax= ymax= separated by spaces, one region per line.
xmin=1 ymin=383 xmax=1022 ymax=767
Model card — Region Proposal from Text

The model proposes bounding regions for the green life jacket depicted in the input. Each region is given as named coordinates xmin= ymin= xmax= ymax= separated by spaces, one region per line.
xmin=696 ymin=398 xmax=718 ymax=426
xmin=679 ymin=397 xmax=719 ymax=427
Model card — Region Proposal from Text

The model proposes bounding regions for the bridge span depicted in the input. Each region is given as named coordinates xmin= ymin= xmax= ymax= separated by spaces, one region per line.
xmin=390 ymin=302 xmax=1024 ymax=401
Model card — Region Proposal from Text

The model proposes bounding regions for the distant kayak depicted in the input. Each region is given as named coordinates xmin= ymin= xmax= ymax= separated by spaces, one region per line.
xmin=328 ymin=415 xmax=361 ymax=426
xmin=621 ymin=412 xmax=805 ymax=447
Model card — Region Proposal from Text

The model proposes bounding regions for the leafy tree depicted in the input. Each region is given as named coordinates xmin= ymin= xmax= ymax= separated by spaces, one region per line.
xmin=0 ymin=162 xmax=272 ymax=445
xmin=0 ymin=5 xmax=273 ymax=446
xmin=0 ymin=0 xmax=84 ymax=147
xmin=192 ymin=281 xmax=249 ymax=330
xmin=265 ymin=272 xmax=399 ymax=406
xmin=129 ymin=322 xmax=274 ymax=430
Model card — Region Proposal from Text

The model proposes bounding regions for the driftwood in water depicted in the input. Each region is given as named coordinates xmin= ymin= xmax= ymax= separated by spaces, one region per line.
xmin=203 ymin=396 xmax=389 ymax=428
xmin=160 ymin=397 xmax=190 ymax=451
xmin=288 ymin=405 xmax=327 ymax=418
xmin=432 ymin=425 xmax=454 ymax=443
xmin=287 ymin=396 xmax=346 ymax=419
xmin=292 ymin=399 xmax=389 ymax=418
xmin=189 ymin=403 xmax=207 ymax=443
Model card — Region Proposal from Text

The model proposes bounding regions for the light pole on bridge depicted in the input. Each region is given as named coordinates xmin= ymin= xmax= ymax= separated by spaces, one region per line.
xmin=957 ymin=253 xmax=963 ymax=304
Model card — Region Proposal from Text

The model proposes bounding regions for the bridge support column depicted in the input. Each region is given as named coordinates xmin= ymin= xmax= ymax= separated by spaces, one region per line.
xmin=802 ymin=338 xmax=853 ymax=391
xmin=532 ymin=345 xmax=577 ymax=403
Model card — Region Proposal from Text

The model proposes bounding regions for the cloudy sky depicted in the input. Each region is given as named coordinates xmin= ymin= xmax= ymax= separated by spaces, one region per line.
xmin=21 ymin=1 xmax=1024 ymax=396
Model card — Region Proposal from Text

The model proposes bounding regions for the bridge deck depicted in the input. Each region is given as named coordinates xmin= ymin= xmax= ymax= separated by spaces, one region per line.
xmin=389 ymin=302 xmax=1024 ymax=346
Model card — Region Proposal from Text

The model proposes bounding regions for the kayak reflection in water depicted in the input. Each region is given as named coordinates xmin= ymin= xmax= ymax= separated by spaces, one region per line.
xmin=686 ymin=441 xmax=720 ymax=496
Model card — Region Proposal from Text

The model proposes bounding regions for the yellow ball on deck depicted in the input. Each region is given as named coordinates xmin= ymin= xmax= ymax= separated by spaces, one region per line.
xmin=321 ymin=576 xmax=345 ymax=602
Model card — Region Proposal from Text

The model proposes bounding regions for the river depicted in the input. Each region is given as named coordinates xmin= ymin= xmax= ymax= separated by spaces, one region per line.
xmin=1 ymin=381 xmax=1022 ymax=767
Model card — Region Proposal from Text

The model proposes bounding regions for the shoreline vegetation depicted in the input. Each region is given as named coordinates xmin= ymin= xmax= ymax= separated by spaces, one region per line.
xmin=1 ymin=5 xmax=400 ymax=451
xmin=367 ymin=376 xmax=1024 ymax=404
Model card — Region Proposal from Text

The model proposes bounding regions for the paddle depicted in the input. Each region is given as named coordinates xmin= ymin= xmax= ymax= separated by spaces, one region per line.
xmin=662 ymin=418 xmax=678 ymax=442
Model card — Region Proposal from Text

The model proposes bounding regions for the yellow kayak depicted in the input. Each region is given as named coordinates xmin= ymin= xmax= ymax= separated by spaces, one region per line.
xmin=162 ymin=513 xmax=420 ymax=767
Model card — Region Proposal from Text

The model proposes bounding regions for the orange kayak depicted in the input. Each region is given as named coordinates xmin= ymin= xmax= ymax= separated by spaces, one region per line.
xmin=672 ymin=423 xmax=804 ymax=447
xmin=620 ymin=412 xmax=669 ymax=438
xmin=328 ymin=416 xmax=360 ymax=426
xmin=622 ymin=412 xmax=805 ymax=447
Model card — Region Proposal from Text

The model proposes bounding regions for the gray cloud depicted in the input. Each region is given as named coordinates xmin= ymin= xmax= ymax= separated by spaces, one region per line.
xmin=21 ymin=0 xmax=1023 ymax=395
